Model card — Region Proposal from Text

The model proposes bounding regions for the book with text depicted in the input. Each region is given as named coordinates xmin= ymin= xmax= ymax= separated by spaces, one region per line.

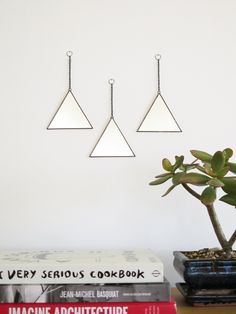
xmin=0 ymin=278 xmax=170 ymax=303
xmin=0 ymin=300 xmax=177 ymax=314
xmin=0 ymin=250 xmax=163 ymax=284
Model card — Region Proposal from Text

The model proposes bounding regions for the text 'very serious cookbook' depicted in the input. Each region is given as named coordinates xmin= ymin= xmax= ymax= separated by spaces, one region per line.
xmin=0 ymin=249 xmax=163 ymax=284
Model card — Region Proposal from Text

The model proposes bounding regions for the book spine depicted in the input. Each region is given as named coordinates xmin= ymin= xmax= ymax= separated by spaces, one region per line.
xmin=0 ymin=265 xmax=163 ymax=284
xmin=0 ymin=282 xmax=171 ymax=303
xmin=0 ymin=302 xmax=177 ymax=314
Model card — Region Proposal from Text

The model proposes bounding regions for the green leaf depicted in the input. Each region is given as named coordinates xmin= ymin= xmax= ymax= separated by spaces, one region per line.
xmin=203 ymin=163 xmax=215 ymax=177
xmin=180 ymin=164 xmax=199 ymax=172
xmin=155 ymin=173 xmax=173 ymax=178
xmin=211 ymin=151 xmax=225 ymax=173
xmin=228 ymin=162 xmax=236 ymax=174
xmin=179 ymin=173 xmax=211 ymax=186
xmin=207 ymin=178 xmax=224 ymax=187
xmin=201 ymin=187 xmax=216 ymax=205
xmin=179 ymin=165 xmax=185 ymax=171
xmin=221 ymin=178 xmax=236 ymax=194
xmin=195 ymin=165 xmax=207 ymax=174
xmin=217 ymin=166 xmax=230 ymax=178
xmin=190 ymin=150 xmax=212 ymax=162
xmin=162 ymin=184 xmax=177 ymax=197
xmin=149 ymin=174 xmax=173 ymax=186
xmin=220 ymin=194 xmax=236 ymax=206
xmin=172 ymin=172 xmax=185 ymax=185
xmin=162 ymin=159 xmax=172 ymax=172
xmin=173 ymin=155 xmax=184 ymax=171
xmin=223 ymin=148 xmax=233 ymax=160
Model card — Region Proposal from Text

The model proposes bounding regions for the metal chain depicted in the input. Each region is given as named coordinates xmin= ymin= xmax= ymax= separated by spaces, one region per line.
xmin=108 ymin=79 xmax=115 ymax=118
xmin=67 ymin=51 xmax=73 ymax=91
xmin=155 ymin=54 xmax=161 ymax=94
xmin=157 ymin=58 xmax=160 ymax=94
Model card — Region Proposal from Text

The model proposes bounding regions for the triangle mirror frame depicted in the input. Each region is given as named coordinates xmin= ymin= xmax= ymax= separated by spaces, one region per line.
xmin=90 ymin=79 xmax=135 ymax=158
xmin=47 ymin=51 xmax=93 ymax=130
xmin=137 ymin=54 xmax=182 ymax=133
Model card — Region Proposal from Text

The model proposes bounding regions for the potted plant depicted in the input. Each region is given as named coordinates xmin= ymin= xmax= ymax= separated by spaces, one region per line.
xmin=150 ymin=148 xmax=236 ymax=289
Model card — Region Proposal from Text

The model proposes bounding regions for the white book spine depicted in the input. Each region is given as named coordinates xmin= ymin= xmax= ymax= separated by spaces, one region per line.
xmin=0 ymin=250 xmax=164 ymax=284
xmin=0 ymin=266 xmax=163 ymax=284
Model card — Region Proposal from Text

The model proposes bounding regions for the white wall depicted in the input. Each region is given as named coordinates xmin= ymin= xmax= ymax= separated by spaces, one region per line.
xmin=0 ymin=0 xmax=235 ymax=285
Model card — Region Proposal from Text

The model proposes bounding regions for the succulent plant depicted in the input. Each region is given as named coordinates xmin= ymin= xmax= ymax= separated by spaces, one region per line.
xmin=150 ymin=148 xmax=236 ymax=258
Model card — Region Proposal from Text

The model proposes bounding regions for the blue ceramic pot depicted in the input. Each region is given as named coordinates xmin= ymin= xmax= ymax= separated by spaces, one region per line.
xmin=173 ymin=251 xmax=236 ymax=289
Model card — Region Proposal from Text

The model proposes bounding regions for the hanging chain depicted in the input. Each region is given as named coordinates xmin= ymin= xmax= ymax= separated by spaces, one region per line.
xmin=155 ymin=54 xmax=161 ymax=94
xmin=67 ymin=51 xmax=73 ymax=91
xmin=108 ymin=78 xmax=115 ymax=118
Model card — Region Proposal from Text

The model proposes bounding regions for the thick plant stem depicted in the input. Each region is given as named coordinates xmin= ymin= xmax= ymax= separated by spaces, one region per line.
xmin=206 ymin=204 xmax=232 ymax=257
xmin=229 ymin=230 xmax=236 ymax=248
xmin=182 ymin=183 xmax=201 ymax=200
xmin=182 ymin=183 xmax=233 ymax=257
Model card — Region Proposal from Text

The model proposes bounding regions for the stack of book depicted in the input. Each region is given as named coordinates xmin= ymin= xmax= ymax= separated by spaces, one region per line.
xmin=0 ymin=249 xmax=176 ymax=314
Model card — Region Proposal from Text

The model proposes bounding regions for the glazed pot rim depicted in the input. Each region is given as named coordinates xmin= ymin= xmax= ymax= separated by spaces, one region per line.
xmin=173 ymin=250 xmax=236 ymax=266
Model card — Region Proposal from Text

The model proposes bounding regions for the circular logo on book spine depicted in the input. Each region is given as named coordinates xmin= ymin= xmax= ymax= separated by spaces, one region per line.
xmin=152 ymin=270 xmax=161 ymax=277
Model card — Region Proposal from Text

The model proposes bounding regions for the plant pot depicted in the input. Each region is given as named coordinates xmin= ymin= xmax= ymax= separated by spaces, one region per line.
xmin=173 ymin=251 xmax=236 ymax=289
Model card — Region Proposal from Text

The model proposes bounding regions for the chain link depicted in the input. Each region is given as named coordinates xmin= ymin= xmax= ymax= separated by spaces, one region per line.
xmin=157 ymin=58 xmax=160 ymax=94
xmin=68 ymin=55 xmax=72 ymax=90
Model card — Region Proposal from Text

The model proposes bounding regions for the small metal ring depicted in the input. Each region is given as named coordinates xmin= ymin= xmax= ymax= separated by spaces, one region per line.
xmin=108 ymin=78 xmax=115 ymax=85
xmin=66 ymin=51 xmax=73 ymax=57
xmin=155 ymin=54 xmax=161 ymax=60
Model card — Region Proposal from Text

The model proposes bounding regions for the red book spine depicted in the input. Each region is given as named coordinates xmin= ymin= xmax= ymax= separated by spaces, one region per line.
xmin=0 ymin=301 xmax=177 ymax=314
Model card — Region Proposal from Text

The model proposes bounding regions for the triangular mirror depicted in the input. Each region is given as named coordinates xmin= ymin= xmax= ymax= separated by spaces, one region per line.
xmin=47 ymin=51 xmax=93 ymax=130
xmin=90 ymin=79 xmax=135 ymax=158
xmin=137 ymin=94 xmax=181 ymax=132
xmin=90 ymin=118 xmax=135 ymax=157
xmin=47 ymin=90 xmax=92 ymax=129
xmin=137 ymin=54 xmax=181 ymax=133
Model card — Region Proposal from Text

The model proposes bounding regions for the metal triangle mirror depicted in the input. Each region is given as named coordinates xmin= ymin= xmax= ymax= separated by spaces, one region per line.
xmin=137 ymin=54 xmax=182 ymax=132
xmin=47 ymin=51 xmax=93 ymax=130
xmin=90 ymin=79 xmax=135 ymax=158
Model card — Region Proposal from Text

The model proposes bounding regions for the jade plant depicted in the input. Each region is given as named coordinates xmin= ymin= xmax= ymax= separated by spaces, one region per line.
xmin=150 ymin=148 xmax=236 ymax=259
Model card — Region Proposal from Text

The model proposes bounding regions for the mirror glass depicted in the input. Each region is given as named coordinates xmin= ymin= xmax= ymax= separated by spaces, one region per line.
xmin=90 ymin=118 xmax=135 ymax=157
xmin=137 ymin=94 xmax=181 ymax=132
xmin=47 ymin=91 xmax=92 ymax=129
